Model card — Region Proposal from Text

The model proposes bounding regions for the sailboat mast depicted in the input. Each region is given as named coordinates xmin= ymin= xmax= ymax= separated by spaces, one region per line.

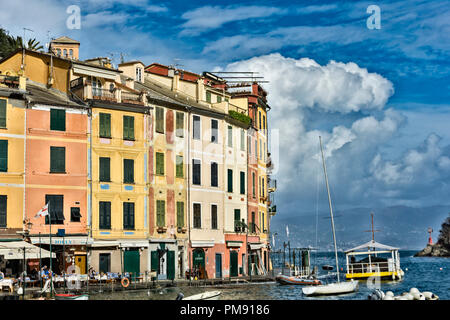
xmin=319 ymin=136 xmax=340 ymax=282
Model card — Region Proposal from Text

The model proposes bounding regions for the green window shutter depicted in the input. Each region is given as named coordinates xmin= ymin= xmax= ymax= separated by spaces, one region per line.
xmin=99 ymin=157 xmax=110 ymax=182
xmin=240 ymin=129 xmax=245 ymax=151
xmin=50 ymin=109 xmax=66 ymax=131
xmin=123 ymin=116 xmax=134 ymax=140
xmin=156 ymin=152 xmax=164 ymax=176
xmin=176 ymin=155 xmax=183 ymax=178
xmin=0 ymin=99 xmax=6 ymax=128
xmin=124 ymin=159 xmax=134 ymax=183
xmin=123 ymin=202 xmax=135 ymax=230
xmin=156 ymin=200 xmax=165 ymax=227
xmin=99 ymin=113 xmax=111 ymax=138
xmin=99 ymin=201 xmax=111 ymax=229
xmin=252 ymin=173 xmax=256 ymax=198
xmin=206 ymin=91 xmax=211 ymax=103
xmin=234 ymin=209 xmax=241 ymax=231
xmin=0 ymin=195 xmax=6 ymax=228
xmin=176 ymin=112 xmax=184 ymax=137
xmin=227 ymin=169 xmax=233 ymax=193
xmin=0 ymin=140 xmax=7 ymax=172
xmin=193 ymin=116 xmax=200 ymax=140
xmin=176 ymin=202 xmax=184 ymax=228
xmin=211 ymin=204 xmax=217 ymax=229
xmin=156 ymin=107 xmax=164 ymax=133
xmin=50 ymin=146 xmax=65 ymax=173
xmin=228 ymin=126 xmax=232 ymax=147
xmin=211 ymin=162 xmax=218 ymax=187
xmin=217 ymin=96 xmax=222 ymax=103
xmin=240 ymin=171 xmax=245 ymax=195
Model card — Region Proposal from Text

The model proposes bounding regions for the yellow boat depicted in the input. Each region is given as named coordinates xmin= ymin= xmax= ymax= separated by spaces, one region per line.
xmin=345 ymin=240 xmax=404 ymax=280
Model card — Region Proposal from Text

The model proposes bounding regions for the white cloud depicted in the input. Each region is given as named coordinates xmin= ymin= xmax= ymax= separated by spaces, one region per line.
xmin=224 ymin=53 xmax=450 ymax=209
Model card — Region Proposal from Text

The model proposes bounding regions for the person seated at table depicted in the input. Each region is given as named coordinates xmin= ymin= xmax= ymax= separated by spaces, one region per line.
xmin=41 ymin=266 xmax=49 ymax=279
xmin=30 ymin=267 xmax=39 ymax=280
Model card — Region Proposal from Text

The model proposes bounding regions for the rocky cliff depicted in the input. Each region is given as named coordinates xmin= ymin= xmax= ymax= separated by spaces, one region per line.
xmin=415 ymin=214 xmax=450 ymax=257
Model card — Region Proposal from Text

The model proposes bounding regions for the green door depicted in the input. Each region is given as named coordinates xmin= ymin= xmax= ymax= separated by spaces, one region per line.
xmin=230 ymin=250 xmax=238 ymax=277
xmin=167 ymin=250 xmax=175 ymax=280
xmin=151 ymin=251 xmax=159 ymax=273
xmin=124 ymin=249 xmax=140 ymax=277
xmin=193 ymin=248 xmax=205 ymax=269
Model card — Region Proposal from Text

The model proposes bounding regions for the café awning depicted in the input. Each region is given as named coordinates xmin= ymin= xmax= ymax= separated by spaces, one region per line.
xmin=0 ymin=241 xmax=56 ymax=260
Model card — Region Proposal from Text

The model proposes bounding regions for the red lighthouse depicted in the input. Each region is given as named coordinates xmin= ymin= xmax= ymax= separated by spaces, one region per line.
xmin=428 ymin=227 xmax=433 ymax=245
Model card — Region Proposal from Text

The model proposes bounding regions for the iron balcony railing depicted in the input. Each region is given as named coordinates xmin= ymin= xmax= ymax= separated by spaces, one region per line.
xmin=0 ymin=74 xmax=20 ymax=88
xmin=347 ymin=261 xmax=395 ymax=274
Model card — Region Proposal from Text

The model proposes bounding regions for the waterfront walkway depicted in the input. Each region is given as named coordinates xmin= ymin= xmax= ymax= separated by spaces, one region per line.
xmin=1 ymin=275 xmax=276 ymax=300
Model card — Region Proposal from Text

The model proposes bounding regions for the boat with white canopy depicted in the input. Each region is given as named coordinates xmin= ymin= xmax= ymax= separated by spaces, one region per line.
xmin=345 ymin=239 xmax=404 ymax=281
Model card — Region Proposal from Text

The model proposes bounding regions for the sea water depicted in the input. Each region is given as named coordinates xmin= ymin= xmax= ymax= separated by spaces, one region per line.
xmin=90 ymin=251 xmax=449 ymax=300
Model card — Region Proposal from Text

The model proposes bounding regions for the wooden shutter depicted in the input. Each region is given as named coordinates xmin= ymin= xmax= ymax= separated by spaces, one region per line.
xmin=0 ymin=140 xmax=7 ymax=172
xmin=0 ymin=195 xmax=6 ymax=228
xmin=206 ymin=91 xmax=211 ymax=103
xmin=193 ymin=203 xmax=201 ymax=228
xmin=252 ymin=172 xmax=256 ymax=198
xmin=156 ymin=107 xmax=164 ymax=133
xmin=124 ymin=159 xmax=134 ymax=183
xmin=176 ymin=202 xmax=184 ymax=228
xmin=211 ymin=204 xmax=217 ymax=229
xmin=156 ymin=152 xmax=164 ymax=176
xmin=156 ymin=200 xmax=165 ymax=227
xmin=192 ymin=159 xmax=201 ymax=185
xmin=211 ymin=162 xmax=218 ymax=187
xmin=99 ymin=113 xmax=111 ymax=138
xmin=175 ymin=112 xmax=184 ymax=137
xmin=50 ymin=109 xmax=66 ymax=131
xmin=211 ymin=119 xmax=218 ymax=143
xmin=228 ymin=126 xmax=232 ymax=147
xmin=99 ymin=201 xmax=111 ymax=229
xmin=50 ymin=146 xmax=65 ymax=173
xmin=123 ymin=202 xmax=135 ymax=229
xmin=123 ymin=116 xmax=134 ymax=140
xmin=217 ymin=95 xmax=222 ymax=103
xmin=151 ymin=251 xmax=159 ymax=272
xmin=45 ymin=195 xmax=64 ymax=224
xmin=99 ymin=157 xmax=110 ymax=181
xmin=240 ymin=129 xmax=245 ymax=151
xmin=240 ymin=171 xmax=245 ymax=194
xmin=193 ymin=116 xmax=200 ymax=140
xmin=0 ymin=99 xmax=6 ymax=128
xmin=176 ymin=155 xmax=183 ymax=178
xmin=227 ymin=169 xmax=233 ymax=193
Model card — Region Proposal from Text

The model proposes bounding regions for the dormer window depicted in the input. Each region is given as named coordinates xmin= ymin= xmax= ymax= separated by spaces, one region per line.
xmin=136 ymin=67 xmax=142 ymax=82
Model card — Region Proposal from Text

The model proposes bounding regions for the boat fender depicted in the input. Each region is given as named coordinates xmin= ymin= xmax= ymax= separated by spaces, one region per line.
xmin=121 ymin=277 xmax=130 ymax=288
xmin=409 ymin=288 xmax=419 ymax=295
xmin=385 ymin=291 xmax=394 ymax=297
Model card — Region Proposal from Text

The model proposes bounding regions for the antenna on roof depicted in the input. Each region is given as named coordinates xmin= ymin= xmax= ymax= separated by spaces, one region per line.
xmin=170 ymin=58 xmax=184 ymax=69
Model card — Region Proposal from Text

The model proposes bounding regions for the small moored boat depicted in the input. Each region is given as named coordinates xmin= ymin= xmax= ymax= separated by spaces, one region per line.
xmin=302 ymin=280 xmax=359 ymax=296
xmin=275 ymin=274 xmax=322 ymax=286
xmin=182 ymin=290 xmax=222 ymax=300
xmin=54 ymin=293 xmax=89 ymax=300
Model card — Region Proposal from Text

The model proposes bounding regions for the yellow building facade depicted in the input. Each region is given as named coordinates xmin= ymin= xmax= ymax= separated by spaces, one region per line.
xmin=0 ymin=78 xmax=26 ymax=239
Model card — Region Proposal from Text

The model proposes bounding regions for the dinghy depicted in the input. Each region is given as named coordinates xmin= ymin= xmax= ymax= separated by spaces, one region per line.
xmin=54 ymin=293 xmax=89 ymax=300
xmin=182 ymin=290 xmax=222 ymax=300
xmin=302 ymin=280 xmax=359 ymax=296
xmin=276 ymin=274 xmax=322 ymax=286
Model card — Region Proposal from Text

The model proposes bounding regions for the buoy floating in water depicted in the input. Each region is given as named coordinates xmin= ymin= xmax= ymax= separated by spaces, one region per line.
xmin=372 ymin=288 xmax=439 ymax=300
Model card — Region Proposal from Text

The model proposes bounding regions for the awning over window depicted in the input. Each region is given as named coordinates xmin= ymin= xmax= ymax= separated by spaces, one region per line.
xmin=0 ymin=241 xmax=56 ymax=260
xmin=249 ymin=243 xmax=266 ymax=250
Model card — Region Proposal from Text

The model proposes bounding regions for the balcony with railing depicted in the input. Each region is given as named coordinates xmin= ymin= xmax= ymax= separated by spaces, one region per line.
xmin=0 ymin=74 xmax=21 ymax=89
xmin=121 ymin=91 xmax=144 ymax=105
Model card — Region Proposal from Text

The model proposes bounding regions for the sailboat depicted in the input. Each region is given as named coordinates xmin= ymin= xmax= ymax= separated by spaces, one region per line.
xmin=302 ymin=136 xmax=359 ymax=296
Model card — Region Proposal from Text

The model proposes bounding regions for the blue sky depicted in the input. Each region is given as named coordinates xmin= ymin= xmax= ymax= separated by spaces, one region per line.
xmin=1 ymin=0 xmax=449 ymax=213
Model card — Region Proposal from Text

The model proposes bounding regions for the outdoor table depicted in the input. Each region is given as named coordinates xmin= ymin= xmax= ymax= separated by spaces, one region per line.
xmin=0 ymin=278 xmax=14 ymax=292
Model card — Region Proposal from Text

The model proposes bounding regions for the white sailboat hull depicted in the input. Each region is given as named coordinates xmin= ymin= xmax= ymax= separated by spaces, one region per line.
xmin=302 ymin=280 xmax=359 ymax=296
xmin=183 ymin=291 xmax=222 ymax=300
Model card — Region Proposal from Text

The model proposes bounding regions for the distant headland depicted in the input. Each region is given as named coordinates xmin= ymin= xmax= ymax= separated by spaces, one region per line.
xmin=415 ymin=214 xmax=450 ymax=257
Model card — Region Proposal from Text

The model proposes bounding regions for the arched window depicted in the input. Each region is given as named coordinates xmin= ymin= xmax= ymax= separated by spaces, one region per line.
xmin=63 ymin=49 xmax=67 ymax=57
xmin=69 ymin=49 xmax=73 ymax=57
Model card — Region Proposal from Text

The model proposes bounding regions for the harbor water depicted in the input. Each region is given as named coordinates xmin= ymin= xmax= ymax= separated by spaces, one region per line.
xmin=90 ymin=251 xmax=449 ymax=300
